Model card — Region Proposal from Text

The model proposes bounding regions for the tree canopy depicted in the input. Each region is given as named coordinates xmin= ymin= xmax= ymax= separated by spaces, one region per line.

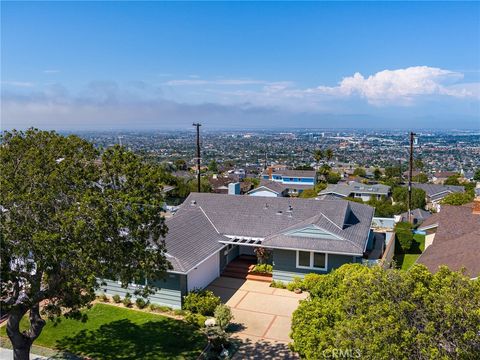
xmin=291 ymin=264 xmax=480 ymax=360
xmin=444 ymin=174 xmax=461 ymax=186
xmin=392 ymin=186 xmax=426 ymax=210
xmin=440 ymin=191 xmax=474 ymax=206
xmin=353 ymin=167 xmax=366 ymax=177
xmin=0 ymin=129 xmax=171 ymax=359
xmin=474 ymin=169 xmax=480 ymax=181
xmin=412 ymin=173 xmax=429 ymax=183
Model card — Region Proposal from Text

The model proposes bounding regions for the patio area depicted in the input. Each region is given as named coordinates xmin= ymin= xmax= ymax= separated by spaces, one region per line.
xmin=206 ymin=276 xmax=308 ymax=358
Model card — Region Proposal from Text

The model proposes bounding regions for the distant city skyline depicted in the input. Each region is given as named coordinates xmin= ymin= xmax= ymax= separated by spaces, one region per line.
xmin=1 ymin=1 xmax=479 ymax=130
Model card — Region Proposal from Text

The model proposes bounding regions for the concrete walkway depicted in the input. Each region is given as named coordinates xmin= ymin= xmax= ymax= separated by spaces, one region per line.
xmin=207 ymin=277 xmax=308 ymax=359
xmin=0 ymin=348 xmax=47 ymax=360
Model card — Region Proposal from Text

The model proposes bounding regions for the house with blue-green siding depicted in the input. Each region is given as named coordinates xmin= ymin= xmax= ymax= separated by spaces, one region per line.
xmin=100 ymin=193 xmax=374 ymax=309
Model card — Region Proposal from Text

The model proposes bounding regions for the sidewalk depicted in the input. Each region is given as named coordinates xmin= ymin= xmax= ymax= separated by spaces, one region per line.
xmin=0 ymin=347 xmax=47 ymax=360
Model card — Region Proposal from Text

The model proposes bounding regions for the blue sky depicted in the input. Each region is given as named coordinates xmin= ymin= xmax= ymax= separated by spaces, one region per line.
xmin=1 ymin=1 xmax=479 ymax=130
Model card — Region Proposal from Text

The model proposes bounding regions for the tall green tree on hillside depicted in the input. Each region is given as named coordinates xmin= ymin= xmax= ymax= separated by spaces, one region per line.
xmin=208 ymin=159 xmax=218 ymax=173
xmin=0 ymin=130 xmax=171 ymax=360
xmin=392 ymin=186 xmax=426 ymax=209
xmin=291 ymin=264 xmax=480 ymax=359
xmin=353 ymin=167 xmax=366 ymax=177
xmin=313 ymin=149 xmax=323 ymax=166
xmin=325 ymin=148 xmax=334 ymax=162
xmin=444 ymin=174 xmax=461 ymax=186
xmin=474 ymin=169 xmax=480 ymax=181
xmin=412 ymin=173 xmax=429 ymax=183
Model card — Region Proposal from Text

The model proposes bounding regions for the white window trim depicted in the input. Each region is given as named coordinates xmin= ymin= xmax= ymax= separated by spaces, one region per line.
xmin=296 ymin=250 xmax=328 ymax=271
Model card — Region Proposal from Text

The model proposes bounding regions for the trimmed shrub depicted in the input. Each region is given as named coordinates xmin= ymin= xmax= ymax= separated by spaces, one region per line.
xmin=302 ymin=273 xmax=323 ymax=291
xmin=183 ymin=289 xmax=221 ymax=316
xmin=122 ymin=293 xmax=132 ymax=307
xmin=287 ymin=276 xmax=304 ymax=292
xmin=150 ymin=304 xmax=172 ymax=313
xmin=270 ymin=280 xmax=286 ymax=289
xmin=185 ymin=312 xmax=207 ymax=328
xmin=214 ymin=304 xmax=233 ymax=330
xmin=251 ymin=264 xmax=273 ymax=274
xmin=98 ymin=293 xmax=109 ymax=302
xmin=173 ymin=309 xmax=187 ymax=316
xmin=135 ymin=297 xmax=147 ymax=309
xmin=112 ymin=294 xmax=121 ymax=303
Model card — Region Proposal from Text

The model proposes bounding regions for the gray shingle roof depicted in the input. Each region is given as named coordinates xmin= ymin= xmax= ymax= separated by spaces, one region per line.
xmin=319 ymin=182 xmax=390 ymax=197
xmin=249 ymin=180 xmax=286 ymax=194
xmin=175 ymin=193 xmax=374 ymax=255
xmin=163 ymin=207 xmax=226 ymax=273
xmin=411 ymin=183 xmax=464 ymax=201
xmin=399 ymin=208 xmax=432 ymax=224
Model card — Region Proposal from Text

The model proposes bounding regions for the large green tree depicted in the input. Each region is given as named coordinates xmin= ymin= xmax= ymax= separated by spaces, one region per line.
xmin=291 ymin=264 xmax=480 ymax=359
xmin=0 ymin=130 xmax=170 ymax=359
xmin=392 ymin=186 xmax=427 ymax=209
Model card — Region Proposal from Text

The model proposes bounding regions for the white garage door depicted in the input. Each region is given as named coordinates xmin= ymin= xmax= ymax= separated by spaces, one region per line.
xmin=187 ymin=251 xmax=220 ymax=291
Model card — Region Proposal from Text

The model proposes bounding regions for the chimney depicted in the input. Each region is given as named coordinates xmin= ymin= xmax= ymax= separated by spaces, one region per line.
xmin=473 ymin=197 xmax=480 ymax=215
xmin=268 ymin=167 xmax=273 ymax=180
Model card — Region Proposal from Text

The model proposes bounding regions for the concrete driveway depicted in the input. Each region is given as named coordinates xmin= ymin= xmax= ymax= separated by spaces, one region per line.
xmin=206 ymin=276 xmax=308 ymax=358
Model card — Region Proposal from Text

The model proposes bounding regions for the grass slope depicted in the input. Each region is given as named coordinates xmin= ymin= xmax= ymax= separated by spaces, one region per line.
xmin=1 ymin=303 xmax=206 ymax=359
xmin=395 ymin=234 xmax=426 ymax=270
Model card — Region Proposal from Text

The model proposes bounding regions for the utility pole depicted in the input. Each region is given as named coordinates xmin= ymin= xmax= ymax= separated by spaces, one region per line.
xmin=408 ymin=131 xmax=416 ymax=224
xmin=192 ymin=123 xmax=202 ymax=192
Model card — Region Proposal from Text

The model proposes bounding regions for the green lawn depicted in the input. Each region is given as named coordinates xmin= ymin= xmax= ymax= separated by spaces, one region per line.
xmin=0 ymin=304 xmax=206 ymax=359
xmin=395 ymin=234 xmax=426 ymax=270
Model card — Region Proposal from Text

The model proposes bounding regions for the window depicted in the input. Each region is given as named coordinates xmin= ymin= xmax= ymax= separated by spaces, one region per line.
xmin=296 ymin=251 xmax=328 ymax=270
xmin=298 ymin=251 xmax=310 ymax=267
xmin=313 ymin=253 xmax=326 ymax=268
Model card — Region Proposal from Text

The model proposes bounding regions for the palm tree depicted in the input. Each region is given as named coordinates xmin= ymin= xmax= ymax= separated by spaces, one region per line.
xmin=314 ymin=149 xmax=323 ymax=166
xmin=325 ymin=148 xmax=334 ymax=162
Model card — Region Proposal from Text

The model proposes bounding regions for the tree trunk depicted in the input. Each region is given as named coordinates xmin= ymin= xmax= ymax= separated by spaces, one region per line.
xmin=6 ymin=304 xmax=46 ymax=360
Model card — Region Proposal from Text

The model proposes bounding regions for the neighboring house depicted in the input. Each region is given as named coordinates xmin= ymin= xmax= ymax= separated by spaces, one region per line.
xmin=398 ymin=208 xmax=432 ymax=226
xmin=461 ymin=170 xmax=475 ymax=181
xmin=318 ymin=181 xmax=391 ymax=201
xmin=416 ymin=200 xmax=480 ymax=278
xmin=411 ymin=183 xmax=465 ymax=211
xmin=209 ymin=176 xmax=231 ymax=194
xmin=432 ymin=171 xmax=458 ymax=184
xmin=261 ymin=168 xmax=317 ymax=195
xmin=247 ymin=180 xmax=289 ymax=197
xmin=101 ymin=193 xmax=375 ymax=308
xmin=209 ymin=176 xmax=252 ymax=194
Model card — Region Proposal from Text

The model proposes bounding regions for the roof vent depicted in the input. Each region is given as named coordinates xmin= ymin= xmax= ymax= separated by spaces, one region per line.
xmin=264 ymin=203 xmax=269 ymax=209
xmin=191 ymin=200 xmax=196 ymax=206
xmin=287 ymin=205 xmax=293 ymax=212
xmin=276 ymin=210 xmax=283 ymax=215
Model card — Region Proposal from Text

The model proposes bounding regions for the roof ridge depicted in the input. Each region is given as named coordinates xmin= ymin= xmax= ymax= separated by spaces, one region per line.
xmin=198 ymin=206 xmax=220 ymax=234
xmin=317 ymin=213 xmax=364 ymax=251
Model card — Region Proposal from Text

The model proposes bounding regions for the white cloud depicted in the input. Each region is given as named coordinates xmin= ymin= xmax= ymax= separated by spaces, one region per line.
xmin=165 ymin=78 xmax=266 ymax=86
xmin=43 ymin=69 xmax=60 ymax=74
xmin=2 ymin=81 xmax=35 ymax=88
xmin=312 ymin=66 xmax=474 ymax=105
